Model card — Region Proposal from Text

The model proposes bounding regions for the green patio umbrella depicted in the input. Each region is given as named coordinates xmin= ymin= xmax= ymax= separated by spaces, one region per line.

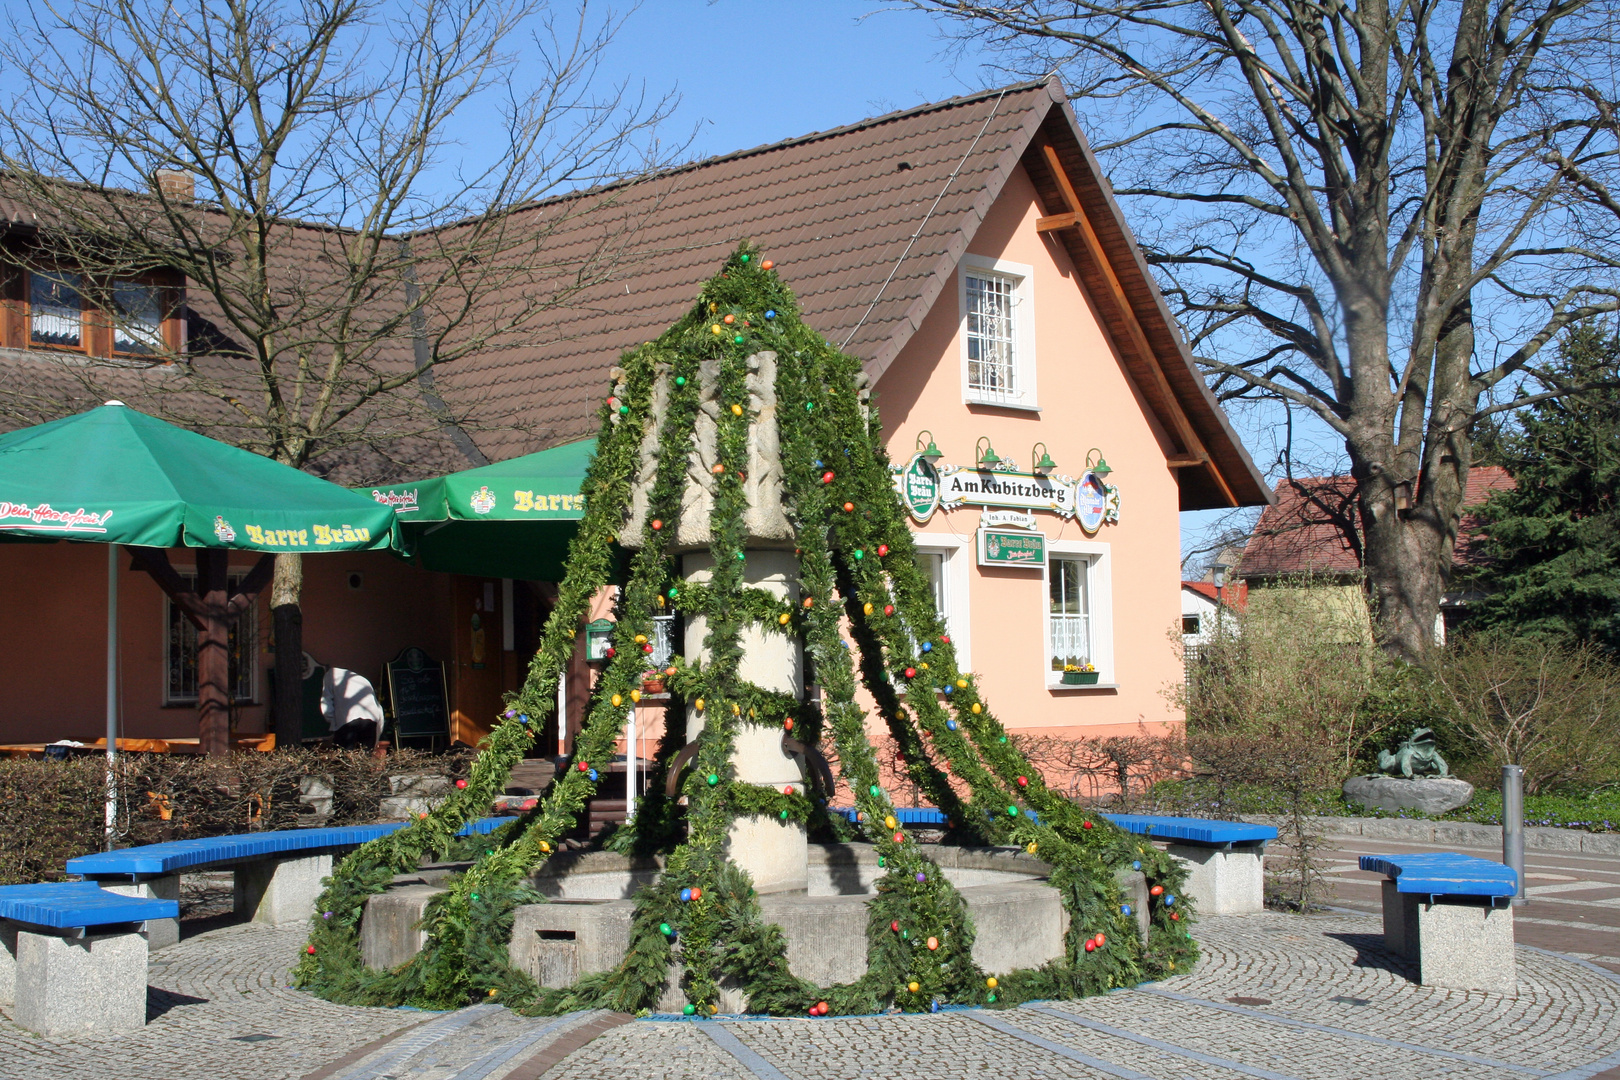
xmin=0 ymin=402 xmax=398 ymax=827
xmin=367 ymin=437 xmax=593 ymax=581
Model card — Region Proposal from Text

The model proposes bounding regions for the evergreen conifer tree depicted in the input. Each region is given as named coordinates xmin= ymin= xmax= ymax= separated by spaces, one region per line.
xmin=1468 ymin=324 xmax=1620 ymax=651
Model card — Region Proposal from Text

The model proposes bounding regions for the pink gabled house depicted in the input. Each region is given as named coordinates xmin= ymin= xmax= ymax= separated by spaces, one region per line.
xmin=0 ymin=79 xmax=1268 ymax=758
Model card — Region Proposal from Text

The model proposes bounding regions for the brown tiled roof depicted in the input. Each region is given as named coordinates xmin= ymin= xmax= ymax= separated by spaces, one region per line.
xmin=0 ymin=80 xmax=1270 ymax=504
xmin=1240 ymin=467 xmax=1516 ymax=578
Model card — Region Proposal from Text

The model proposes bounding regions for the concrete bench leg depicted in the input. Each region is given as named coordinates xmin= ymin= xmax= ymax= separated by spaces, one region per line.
xmin=1167 ymin=841 xmax=1266 ymax=914
xmin=1380 ymin=881 xmax=1516 ymax=994
xmin=101 ymin=875 xmax=180 ymax=951
xmin=0 ymin=923 xmax=15 ymax=1006
xmin=235 ymin=854 xmax=332 ymax=925
xmin=11 ymin=928 xmax=149 ymax=1035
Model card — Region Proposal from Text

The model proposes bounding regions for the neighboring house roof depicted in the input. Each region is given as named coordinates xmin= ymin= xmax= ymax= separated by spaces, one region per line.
xmin=1182 ymin=580 xmax=1247 ymax=612
xmin=1239 ymin=467 xmax=1516 ymax=578
xmin=0 ymin=80 xmax=1269 ymax=506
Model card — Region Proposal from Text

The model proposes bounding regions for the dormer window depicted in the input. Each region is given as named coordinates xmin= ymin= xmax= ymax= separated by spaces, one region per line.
xmin=30 ymin=271 xmax=84 ymax=350
xmin=4 ymin=265 xmax=182 ymax=358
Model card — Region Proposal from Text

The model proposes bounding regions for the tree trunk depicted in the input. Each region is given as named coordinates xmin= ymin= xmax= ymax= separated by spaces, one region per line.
xmin=195 ymin=548 xmax=232 ymax=758
xmin=271 ymin=552 xmax=305 ymax=749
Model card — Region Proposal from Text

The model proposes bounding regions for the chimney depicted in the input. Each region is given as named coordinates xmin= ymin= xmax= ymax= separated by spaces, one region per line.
xmin=155 ymin=169 xmax=194 ymax=203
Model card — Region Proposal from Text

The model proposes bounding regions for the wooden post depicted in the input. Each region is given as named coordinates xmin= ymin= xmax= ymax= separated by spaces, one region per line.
xmin=195 ymin=548 xmax=231 ymax=758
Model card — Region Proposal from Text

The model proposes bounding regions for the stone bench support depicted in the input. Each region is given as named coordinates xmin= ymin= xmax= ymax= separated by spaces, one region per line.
xmin=1381 ymin=882 xmax=1516 ymax=995
xmin=0 ymin=924 xmax=149 ymax=1035
xmin=234 ymin=853 xmax=333 ymax=925
xmin=1167 ymin=841 xmax=1267 ymax=915
xmin=101 ymin=875 xmax=181 ymax=950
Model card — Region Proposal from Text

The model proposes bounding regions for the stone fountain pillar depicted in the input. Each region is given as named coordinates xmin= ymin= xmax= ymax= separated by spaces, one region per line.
xmin=620 ymin=349 xmax=811 ymax=894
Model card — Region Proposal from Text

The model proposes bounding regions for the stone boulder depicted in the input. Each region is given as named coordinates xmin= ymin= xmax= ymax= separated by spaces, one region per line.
xmin=1344 ymin=774 xmax=1474 ymax=815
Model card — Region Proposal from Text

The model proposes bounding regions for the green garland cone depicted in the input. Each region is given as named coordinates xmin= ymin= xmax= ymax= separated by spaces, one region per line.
xmin=295 ymin=243 xmax=1198 ymax=1016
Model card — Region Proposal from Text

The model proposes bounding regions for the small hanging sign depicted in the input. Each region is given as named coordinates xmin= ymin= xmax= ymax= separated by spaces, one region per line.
xmin=977 ymin=528 xmax=1047 ymax=568
xmin=897 ymin=453 xmax=940 ymax=522
xmin=982 ymin=509 xmax=1038 ymax=530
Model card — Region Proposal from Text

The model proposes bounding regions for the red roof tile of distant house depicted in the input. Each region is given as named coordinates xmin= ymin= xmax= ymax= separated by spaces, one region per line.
xmin=1240 ymin=467 xmax=1515 ymax=578
xmin=1182 ymin=580 xmax=1247 ymax=612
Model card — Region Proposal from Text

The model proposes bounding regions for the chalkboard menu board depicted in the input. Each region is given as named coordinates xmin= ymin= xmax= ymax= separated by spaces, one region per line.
xmin=385 ymin=647 xmax=450 ymax=740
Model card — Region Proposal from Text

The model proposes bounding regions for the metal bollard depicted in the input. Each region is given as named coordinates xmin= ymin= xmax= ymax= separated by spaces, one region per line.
xmin=1502 ymin=764 xmax=1526 ymax=904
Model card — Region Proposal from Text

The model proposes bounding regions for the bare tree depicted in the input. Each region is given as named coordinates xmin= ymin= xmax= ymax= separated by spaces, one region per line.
xmin=911 ymin=0 xmax=1620 ymax=659
xmin=0 ymin=0 xmax=674 ymax=744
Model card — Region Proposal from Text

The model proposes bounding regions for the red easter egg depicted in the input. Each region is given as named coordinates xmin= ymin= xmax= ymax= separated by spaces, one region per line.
xmin=1017 ymin=776 xmax=1028 ymax=787
xmin=1085 ymin=940 xmax=1096 ymax=952
xmin=822 ymin=471 xmax=835 ymax=484
xmin=941 ymin=635 xmax=950 ymax=644
xmin=307 ymin=945 xmax=317 ymax=954
xmin=578 ymin=761 xmax=589 ymax=772
xmin=691 ymin=887 xmax=702 ymax=900
xmin=891 ymin=920 xmax=901 ymax=932
xmin=905 ymin=667 xmax=916 ymax=679
xmin=1095 ymin=933 xmax=1106 ymax=946
xmin=783 ymin=719 xmax=794 ymax=731
xmin=884 ymin=605 xmax=895 ymax=616
xmin=651 ymin=519 xmax=663 ymax=530
xmin=1083 ymin=820 xmax=1093 ymax=829
xmin=877 ymin=544 xmax=889 ymax=556
xmin=1151 ymin=885 xmax=1164 ymax=896
xmin=455 ymin=778 xmax=468 ymax=789
xmin=723 ymin=314 xmax=735 ymax=324
xmin=893 ymin=832 xmax=904 ymax=843
xmin=1171 ymin=912 xmax=1180 ymax=921
xmin=761 ymin=260 xmax=774 ymax=269
xmin=843 ymin=502 xmax=855 ymax=513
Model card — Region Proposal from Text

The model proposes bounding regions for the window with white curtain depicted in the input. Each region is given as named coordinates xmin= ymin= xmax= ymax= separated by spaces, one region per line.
xmin=113 ymin=280 xmax=164 ymax=355
xmin=1043 ymin=541 xmax=1113 ymax=686
xmin=30 ymin=271 xmax=83 ymax=349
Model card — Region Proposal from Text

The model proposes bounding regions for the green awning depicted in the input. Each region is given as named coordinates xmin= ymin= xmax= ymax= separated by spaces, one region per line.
xmin=365 ymin=438 xmax=594 ymax=580
xmin=0 ymin=402 xmax=395 ymax=552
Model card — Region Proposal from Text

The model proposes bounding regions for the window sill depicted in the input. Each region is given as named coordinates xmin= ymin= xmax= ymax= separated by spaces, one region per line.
xmin=966 ymin=398 xmax=1041 ymax=414
xmin=1046 ymin=682 xmax=1117 ymax=692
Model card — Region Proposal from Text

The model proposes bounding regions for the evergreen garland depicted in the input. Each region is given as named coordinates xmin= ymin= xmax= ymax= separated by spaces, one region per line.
xmin=297 ymin=244 xmax=1198 ymax=1017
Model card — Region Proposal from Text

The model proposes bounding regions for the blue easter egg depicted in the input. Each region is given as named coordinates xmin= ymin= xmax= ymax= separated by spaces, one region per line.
xmin=1132 ymin=860 xmax=1141 ymax=871
xmin=946 ymin=720 xmax=957 ymax=731
xmin=1121 ymin=905 xmax=1132 ymax=916
xmin=921 ymin=642 xmax=932 ymax=653
xmin=1165 ymin=895 xmax=1175 ymax=906
xmin=680 ymin=888 xmax=692 ymax=902
xmin=588 ymin=768 xmax=598 ymax=781
xmin=765 ymin=309 xmax=776 ymax=319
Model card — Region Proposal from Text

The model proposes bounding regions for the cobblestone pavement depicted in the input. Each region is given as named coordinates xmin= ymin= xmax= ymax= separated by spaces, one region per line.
xmin=3 ymin=909 xmax=1619 ymax=1080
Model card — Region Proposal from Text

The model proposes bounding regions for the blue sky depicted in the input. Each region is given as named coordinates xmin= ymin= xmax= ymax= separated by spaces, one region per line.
xmin=599 ymin=1 xmax=993 ymax=162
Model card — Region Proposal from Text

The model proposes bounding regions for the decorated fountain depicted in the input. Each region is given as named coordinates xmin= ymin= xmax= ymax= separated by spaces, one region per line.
xmin=294 ymin=246 xmax=1197 ymax=1017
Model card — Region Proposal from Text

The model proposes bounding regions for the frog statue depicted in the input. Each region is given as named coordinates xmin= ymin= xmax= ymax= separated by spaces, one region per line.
xmin=1378 ymin=727 xmax=1449 ymax=778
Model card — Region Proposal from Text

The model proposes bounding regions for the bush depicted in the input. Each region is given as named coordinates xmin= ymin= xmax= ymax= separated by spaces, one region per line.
xmin=1428 ymin=633 xmax=1620 ymax=793
xmin=0 ymin=747 xmax=470 ymax=885
xmin=1176 ymin=576 xmax=1402 ymax=775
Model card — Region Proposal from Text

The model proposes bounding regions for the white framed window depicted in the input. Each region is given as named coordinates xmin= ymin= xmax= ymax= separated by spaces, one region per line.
xmin=959 ymin=255 xmax=1036 ymax=409
xmin=165 ymin=572 xmax=258 ymax=704
xmin=1043 ymin=540 xmax=1113 ymax=688
xmin=912 ymin=534 xmax=971 ymax=671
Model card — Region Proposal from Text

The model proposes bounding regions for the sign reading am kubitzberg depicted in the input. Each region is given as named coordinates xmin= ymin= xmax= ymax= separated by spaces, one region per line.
xmin=891 ymin=460 xmax=1120 ymax=532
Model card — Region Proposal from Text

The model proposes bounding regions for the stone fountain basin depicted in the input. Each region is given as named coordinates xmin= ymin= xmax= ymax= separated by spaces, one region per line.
xmin=361 ymin=843 xmax=1149 ymax=1005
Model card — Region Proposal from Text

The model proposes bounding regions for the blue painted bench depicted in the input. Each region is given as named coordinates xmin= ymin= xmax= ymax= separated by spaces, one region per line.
xmin=0 ymin=881 xmax=180 ymax=1035
xmin=1105 ymin=815 xmax=1277 ymax=915
xmin=1359 ymin=852 xmax=1518 ymax=994
xmin=66 ymin=816 xmax=515 ymax=948
xmin=829 ymin=809 xmax=1277 ymax=915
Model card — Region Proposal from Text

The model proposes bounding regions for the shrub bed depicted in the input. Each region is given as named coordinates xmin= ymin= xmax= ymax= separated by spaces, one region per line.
xmin=0 ymin=747 xmax=470 ymax=885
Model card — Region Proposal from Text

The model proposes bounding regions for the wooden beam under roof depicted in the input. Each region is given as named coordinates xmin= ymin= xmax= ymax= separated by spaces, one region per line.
xmin=1033 ymin=142 xmax=1238 ymax=508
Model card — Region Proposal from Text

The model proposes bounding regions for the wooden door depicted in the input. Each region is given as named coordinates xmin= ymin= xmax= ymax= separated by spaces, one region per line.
xmin=451 ymin=576 xmax=504 ymax=747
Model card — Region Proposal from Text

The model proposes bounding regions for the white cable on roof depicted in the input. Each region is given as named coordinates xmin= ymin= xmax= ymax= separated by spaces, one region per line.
xmin=839 ymin=88 xmax=1011 ymax=351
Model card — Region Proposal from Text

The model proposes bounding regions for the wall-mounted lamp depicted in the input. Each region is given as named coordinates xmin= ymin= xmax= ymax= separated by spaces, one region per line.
xmin=1031 ymin=442 xmax=1057 ymax=476
xmin=915 ymin=430 xmax=943 ymax=465
xmin=975 ymin=436 xmax=1001 ymax=470
xmin=1085 ymin=448 xmax=1113 ymax=478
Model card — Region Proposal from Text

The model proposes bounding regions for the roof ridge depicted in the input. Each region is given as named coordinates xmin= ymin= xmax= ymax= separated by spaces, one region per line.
xmin=498 ymin=78 xmax=1055 ymax=221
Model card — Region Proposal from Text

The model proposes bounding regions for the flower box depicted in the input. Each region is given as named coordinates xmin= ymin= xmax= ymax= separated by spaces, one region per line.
xmin=641 ymin=679 xmax=666 ymax=695
xmin=1060 ymin=671 xmax=1100 ymax=685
